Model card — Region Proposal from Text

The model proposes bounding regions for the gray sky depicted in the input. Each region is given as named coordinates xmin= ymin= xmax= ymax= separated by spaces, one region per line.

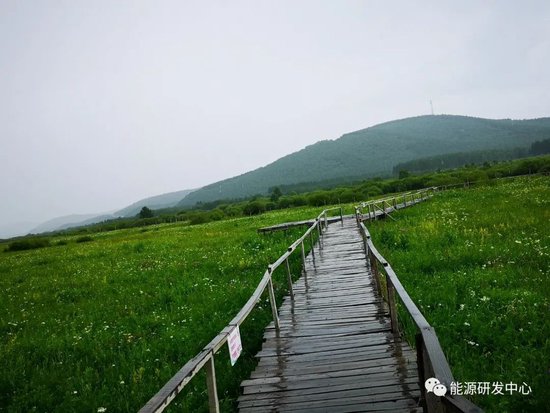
xmin=1 ymin=0 xmax=549 ymax=234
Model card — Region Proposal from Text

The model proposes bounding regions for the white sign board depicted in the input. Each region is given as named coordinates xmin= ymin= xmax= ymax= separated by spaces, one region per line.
xmin=228 ymin=326 xmax=242 ymax=366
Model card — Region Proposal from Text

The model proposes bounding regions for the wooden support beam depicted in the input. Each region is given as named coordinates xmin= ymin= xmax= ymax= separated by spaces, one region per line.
xmin=285 ymin=257 xmax=294 ymax=299
xmin=205 ymin=355 xmax=219 ymax=413
xmin=267 ymin=276 xmax=280 ymax=331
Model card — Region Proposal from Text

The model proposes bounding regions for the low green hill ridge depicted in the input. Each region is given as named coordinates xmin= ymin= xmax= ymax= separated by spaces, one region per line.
xmin=114 ymin=189 xmax=195 ymax=217
xmin=179 ymin=115 xmax=550 ymax=206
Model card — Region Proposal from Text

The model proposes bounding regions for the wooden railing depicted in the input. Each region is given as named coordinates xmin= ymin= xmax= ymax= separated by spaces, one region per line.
xmin=139 ymin=207 xmax=343 ymax=413
xmin=355 ymin=187 xmax=437 ymax=221
xmin=356 ymin=193 xmax=483 ymax=413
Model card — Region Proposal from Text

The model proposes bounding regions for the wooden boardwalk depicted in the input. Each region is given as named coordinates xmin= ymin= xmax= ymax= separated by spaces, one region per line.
xmin=239 ymin=217 xmax=421 ymax=412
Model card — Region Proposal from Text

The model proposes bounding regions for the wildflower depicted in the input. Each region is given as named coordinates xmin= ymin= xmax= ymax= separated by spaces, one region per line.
xmin=464 ymin=322 xmax=470 ymax=326
xmin=97 ymin=408 xmax=107 ymax=413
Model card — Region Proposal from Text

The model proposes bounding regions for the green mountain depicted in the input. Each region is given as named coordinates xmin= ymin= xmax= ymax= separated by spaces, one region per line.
xmin=179 ymin=115 xmax=550 ymax=206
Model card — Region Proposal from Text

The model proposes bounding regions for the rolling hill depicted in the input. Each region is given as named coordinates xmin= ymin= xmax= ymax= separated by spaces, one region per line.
xmin=23 ymin=189 xmax=196 ymax=237
xmin=179 ymin=115 xmax=550 ymax=206
xmin=113 ymin=189 xmax=195 ymax=217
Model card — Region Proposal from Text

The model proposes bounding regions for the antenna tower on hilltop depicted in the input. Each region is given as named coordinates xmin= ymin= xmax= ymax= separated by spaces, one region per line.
xmin=430 ymin=100 xmax=434 ymax=115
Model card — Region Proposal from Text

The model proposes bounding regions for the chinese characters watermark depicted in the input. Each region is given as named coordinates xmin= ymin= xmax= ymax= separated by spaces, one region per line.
xmin=450 ymin=381 xmax=532 ymax=396
xmin=425 ymin=378 xmax=533 ymax=397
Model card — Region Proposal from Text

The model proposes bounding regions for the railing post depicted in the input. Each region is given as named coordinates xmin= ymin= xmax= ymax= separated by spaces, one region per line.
xmin=415 ymin=333 xmax=427 ymax=412
xmin=316 ymin=219 xmax=322 ymax=248
xmin=300 ymin=240 xmax=306 ymax=271
xmin=369 ymin=250 xmax=381 ymax=293
xmin=340 ymin=207 xmax=343 ymax=225
xmin=309 ymin=231 xmax=315 ymax=258
xmin=385 ymin=269 xmax=399 ymax=334
xmin=285 ymin=257 xmax=294 ymax=299
xmin=205 ymin=354 xmax=220 ymax=413
xmin=267 ymin=271 xmax=280 ymax=330
xmin=324 ymin=211 xmax=328 ymax=229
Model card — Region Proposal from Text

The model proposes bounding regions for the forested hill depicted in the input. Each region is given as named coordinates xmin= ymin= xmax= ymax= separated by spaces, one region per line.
xmin=179 ymin=115 xmax=550 ymax=206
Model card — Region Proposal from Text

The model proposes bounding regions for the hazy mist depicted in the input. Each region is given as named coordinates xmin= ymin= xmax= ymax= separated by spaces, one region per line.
xmin=1 ymin=0 xmax=549 ymax=236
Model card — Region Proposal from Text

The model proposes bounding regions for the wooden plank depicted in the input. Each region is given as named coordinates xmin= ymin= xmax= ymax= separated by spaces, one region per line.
xmin=239 ymin=384 xmax=421 ymax=408
xmin=262 ymin=322 xmax=392 ymax=340
xmin=256 ymin=347 xmax=415 ymax=368
xmin=276 ymin=307 xmax=388 ymax=320
xmin=276 ymin=398 xmax=419 ymax=413
xmin=256 ymin=333 xmax=396 ymax=355
xmin=240 ymin=376 xmax=419 ymax=399
xmin=242 ymin=374 xmax=419 ymax=396
xmin=241 ymin=364 xmax=419 ymax=387
xmin=250 ymin=355 xmax=416 ymax=378
xmin=264 ymin=315 xmax=386 ymax=329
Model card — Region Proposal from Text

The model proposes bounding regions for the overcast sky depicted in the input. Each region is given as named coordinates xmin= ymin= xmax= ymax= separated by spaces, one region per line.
xmin=1 ymin=0 xmax=549 ymax=234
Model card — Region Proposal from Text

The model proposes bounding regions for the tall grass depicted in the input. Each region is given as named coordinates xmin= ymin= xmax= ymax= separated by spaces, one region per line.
xmin=369 ymin=176 xmax=550 ymax=413
xmin=0 ymin=207 xmax=326 ymax=412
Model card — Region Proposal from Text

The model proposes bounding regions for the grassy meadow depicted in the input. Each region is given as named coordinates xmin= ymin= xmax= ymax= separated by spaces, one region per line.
xmin=369 ymin=176 xmax=549 ymax=412
xmin=1 ymin=174 xmax=548 ymax=413
xmin=0 ymin=205 xmax=340 ymax=412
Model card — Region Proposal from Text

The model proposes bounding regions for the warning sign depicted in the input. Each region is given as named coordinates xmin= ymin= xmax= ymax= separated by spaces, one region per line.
xmin=228 ymin=326 xmax=242 ymax=366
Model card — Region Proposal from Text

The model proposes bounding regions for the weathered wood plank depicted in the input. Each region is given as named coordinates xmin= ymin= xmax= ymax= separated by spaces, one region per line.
xmin=239 ymin=383 xmax=421 ymax=408
xmin=255 ymin=341 xmax=411 ymax=360
xmin=239 ymin=216 xmax=420 ymax=412
xmin=240 ymin=376 xmax=418 ymax=399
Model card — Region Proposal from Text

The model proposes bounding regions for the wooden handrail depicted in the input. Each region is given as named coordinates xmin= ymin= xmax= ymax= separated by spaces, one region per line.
xmin=356 ymin=195 xmax=483 ymax=413
xmin=355 ymin=188 xmax=436 ymax=223
xmin=139 ymin=206 xmax=343 ymax=413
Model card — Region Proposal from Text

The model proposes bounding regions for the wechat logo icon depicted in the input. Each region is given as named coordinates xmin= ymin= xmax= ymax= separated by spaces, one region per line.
xmin=425 ymin=377 xmax=448 ymax=397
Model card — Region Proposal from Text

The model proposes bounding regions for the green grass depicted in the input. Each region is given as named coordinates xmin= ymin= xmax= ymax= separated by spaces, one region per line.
xmin=369 ymin=176 xmax=550 ymax=413
xmin=0 ymin=206 xmax=336 ymax=412
xmin=4 ymin=176 xmax=547 ymax=412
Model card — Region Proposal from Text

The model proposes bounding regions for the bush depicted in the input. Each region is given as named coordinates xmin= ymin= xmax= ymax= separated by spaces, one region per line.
xmin=6 ymin=238 xmax=51 ymax=252
xmin=76 ymin=236 xmax=93 ymax=243
xmin=189 ymin=213 xmax=210 ymax=225
xmin=243 ymin=200 xmax=267 ymax=215
xmin=209 ymin=209 xmax=226 ymax=221
xmin=306 ymin=191 xmax=331 ymax=206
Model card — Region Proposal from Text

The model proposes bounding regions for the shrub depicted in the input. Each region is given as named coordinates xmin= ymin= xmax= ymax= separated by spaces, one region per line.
xmin=243 ymin=200 xmax=267 ymax=215
xmin=75 ymin=236 xmax=93 ymax=243
xmin=6 ymin=238 xmax=51 ymax=252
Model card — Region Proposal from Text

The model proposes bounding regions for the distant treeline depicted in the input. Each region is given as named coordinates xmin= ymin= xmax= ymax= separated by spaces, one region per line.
xmin=3 ymin=154 xmax=547 ymax=249
xmin=393 ymin=138 xmax=550 ymax=175
xmin=4 ymin=154 xmax=550 ymax=248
